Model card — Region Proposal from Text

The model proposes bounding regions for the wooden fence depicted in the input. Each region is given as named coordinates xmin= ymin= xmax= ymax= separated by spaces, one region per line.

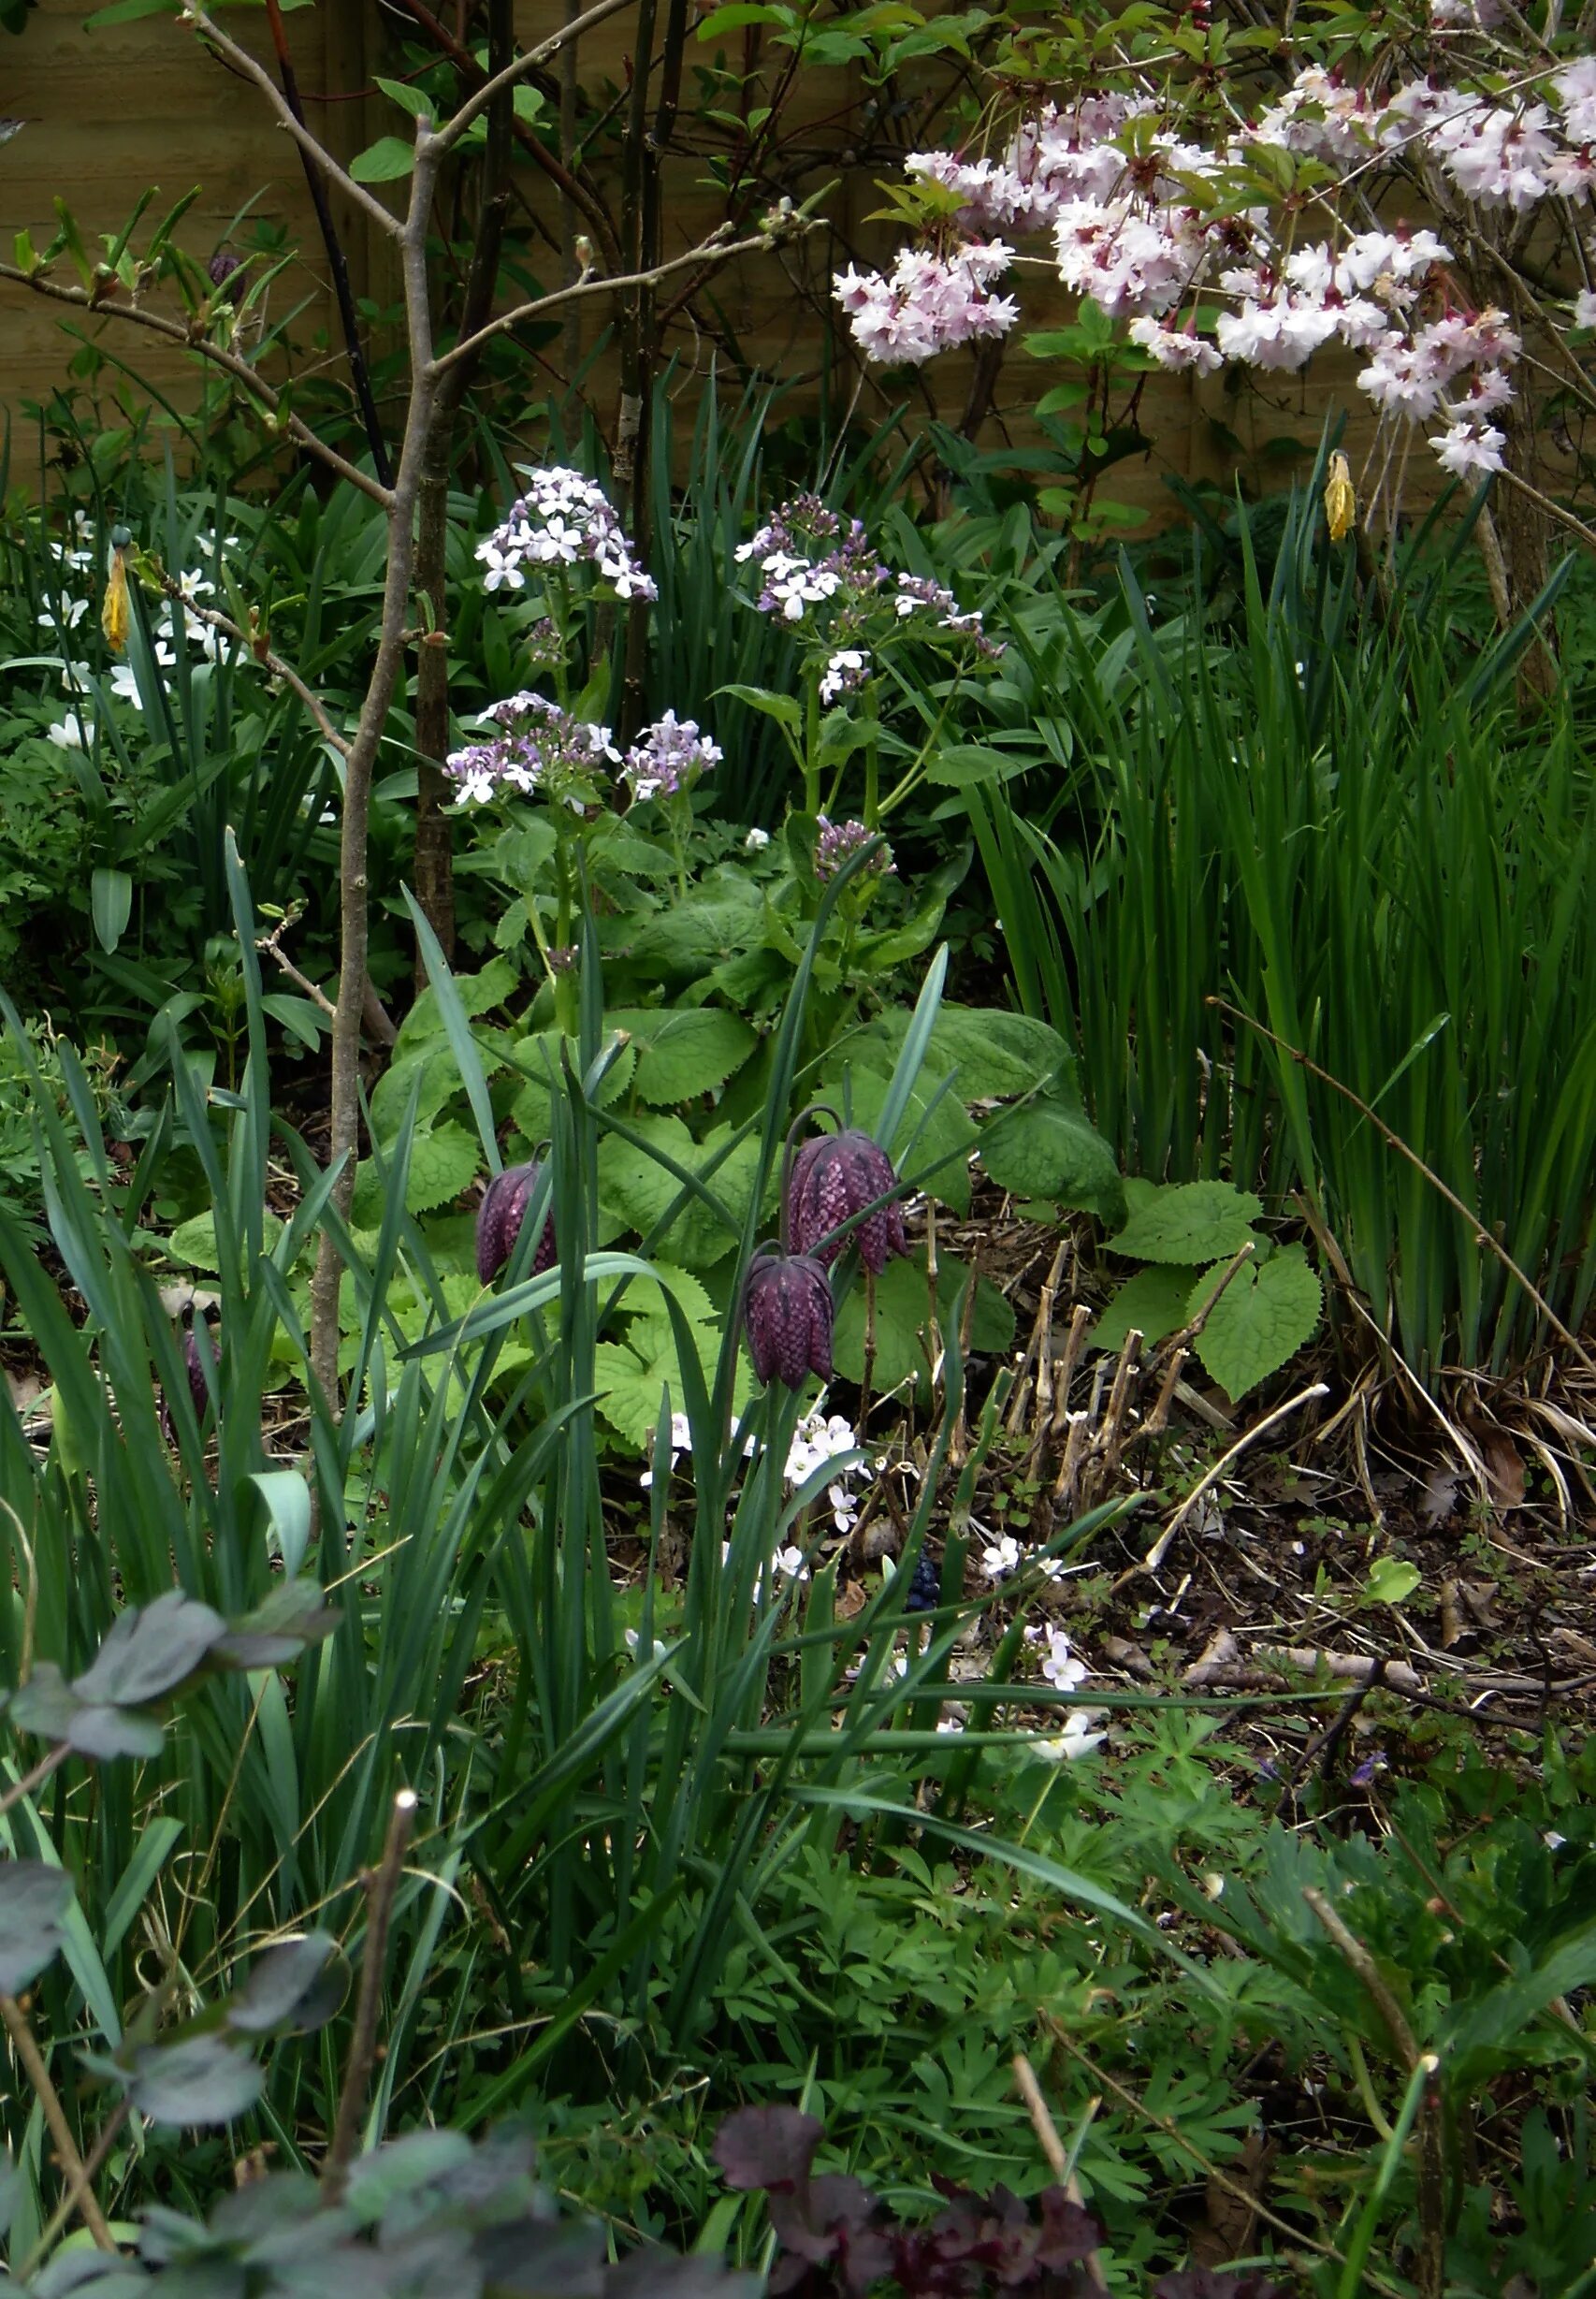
xmin=1 ymin=0 xmax=1397 ymax=519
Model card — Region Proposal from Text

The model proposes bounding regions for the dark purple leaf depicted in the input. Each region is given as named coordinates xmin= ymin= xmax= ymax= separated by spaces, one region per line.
xmin=713 ymin=2107 xmax=824 ymax=2194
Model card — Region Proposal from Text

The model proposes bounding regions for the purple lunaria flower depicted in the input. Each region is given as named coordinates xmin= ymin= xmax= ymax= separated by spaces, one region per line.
xmin=788 ymin=1127 xmax=907 ymax=1273
xmin=743 ymin=1249 xmax=834 ymax=1389
xmin=816 ymin=816 xmax=893 ymax=880
xmin=622 ymin=710 xmax=722 ymax=803
xmin=475 ymin=465 xmax=657 ymax=601
xmin=476 ymin=1160 xmax=557 ymax=1285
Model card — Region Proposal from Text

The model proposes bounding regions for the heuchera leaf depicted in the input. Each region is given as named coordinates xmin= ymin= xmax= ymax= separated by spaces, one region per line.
xmin=713 ymin=2106 xmax=824 ymax=2191
xmin=0 ymin=1862 xmax=73 ymax=1992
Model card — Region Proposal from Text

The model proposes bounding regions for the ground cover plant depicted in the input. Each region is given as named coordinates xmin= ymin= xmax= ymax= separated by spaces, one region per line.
xmin=1 ymin=2 xmax=1595 ymax=2296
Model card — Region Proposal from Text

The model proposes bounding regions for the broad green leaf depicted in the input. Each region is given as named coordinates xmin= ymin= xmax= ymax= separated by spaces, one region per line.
xmin=610 ymin=1008 xmax=759 ymax=1106
xmin=119 ymin=2031 xmax=265 ymax=2127
xmin=1107 ymin=1181 xmax=1263 ymax=1265
xmin=598 ymin=1115 xmax=759 ymax=1268
xmin=1192 ymin=1244 xmax=1323 ymax=1400
xmin=225 ymin=1934 xmax=349 ymax=2036
xmin=90 ymin=867 xmax=133 ymax=955
xmin=350 ymin=136 xmax=415 ymax=183
xmin=856 ymin=1003 xmax=1073 ymax=1103
xmin=1092 ymin=1264 xmax=1203 ymax=1357
xmin=72 ymin=1591 xmax=226 ymax=1708
xmin=978 ymin=1097 xmax=1124 ymax=1226
xmin=167 ymin=1209 xmax=285 ymax=1270
xmin=832 ymin=1254 xmax=1014 ymax=1393
xmin=1363 ymin=1555 xmax=1421 ymax=1608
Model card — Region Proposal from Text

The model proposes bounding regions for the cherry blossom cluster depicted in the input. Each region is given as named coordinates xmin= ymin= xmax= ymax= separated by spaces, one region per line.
xmin=621 ymin=710 xmax=722 ymax=805
xmin=476 ymin=464 xmax=658 ymax=601
xmin=835 ymin=43 xmax=1596 ymax=483
xmin=445 ymin=691 xmax=618 ymax=808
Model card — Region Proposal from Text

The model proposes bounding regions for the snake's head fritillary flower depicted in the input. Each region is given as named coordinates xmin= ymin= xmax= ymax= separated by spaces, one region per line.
xmin=476 ymin=1161 xmax=557 ymax=1285
xmin=743 ymin=1250 xmax=834 ymax=1389
xmin=788 ymin=1128 xmax=907 ymax=1273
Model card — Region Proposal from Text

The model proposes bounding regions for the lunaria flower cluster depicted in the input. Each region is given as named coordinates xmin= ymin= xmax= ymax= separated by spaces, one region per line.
xmin=734 ymin=493 xmax=999 ymax=691
xmin=816 ymin=815 xmax=894 ymax=880
xmin=834 ymin=50 xmax=1596 ymax=481
xmin=445 ymin=691 xmax=619 ymax=809
xmin=475 ymin=465 xmax=658 ymax=601
xmin=621 ymin=710 xmax=721 ymax=805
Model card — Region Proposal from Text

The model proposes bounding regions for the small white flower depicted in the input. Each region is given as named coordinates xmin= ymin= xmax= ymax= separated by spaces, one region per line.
xmin=46 ymin=716 xmax=91 ymax=750
xmin=772 ymin=1545 xmax=810 ymax=1583
xmin=981 ymin=1534 xmax=1023 ymax=1580
xmin=1040 ymin=1627 xmax=1088 ymax=1693
xmin=1035 ymin=1710 xmax=1107 ymax=1762
xmin=624 ymin=1628 xmax=669 ymax=1663
xmin=745 ymin=827 xmax=771 ymax=851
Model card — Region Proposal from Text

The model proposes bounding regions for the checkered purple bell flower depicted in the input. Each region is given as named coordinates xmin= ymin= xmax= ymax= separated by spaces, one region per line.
xmin=787 ymin=1128 xmax=907 ymax=1273
xmin=476 ymin=1160 xmax=557 ymax=1284
xmin=743 ymin=1250 xmax=834 ymax=1389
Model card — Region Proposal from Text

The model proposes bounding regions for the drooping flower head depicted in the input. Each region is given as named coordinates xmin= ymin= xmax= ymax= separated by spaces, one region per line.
xmin=787 ymin=1125 xmax=907 ymax=1274
xmin=476 ymin=1160 xmax=557 ymax=1285
xmin=742 ymin=1248 xmax=834 ymax=1389
xmin=161 ymin=1315 xmax=218 ymax=1443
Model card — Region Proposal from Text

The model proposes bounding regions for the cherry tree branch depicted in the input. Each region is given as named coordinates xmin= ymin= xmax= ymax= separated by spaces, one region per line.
xmin=428 ymin=223 xmax=799 ymax=376
xmin=429 ymin=0 xmax=639 ymax=155
xmin=181 ymin=3 xmax=405 ymax=246
xmin=0 ymin=262 xmax=392 ymax=507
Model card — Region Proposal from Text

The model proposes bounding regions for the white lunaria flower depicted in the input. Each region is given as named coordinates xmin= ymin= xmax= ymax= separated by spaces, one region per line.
xmin=1035 ymin=1710 xmax=1108 ymax=1762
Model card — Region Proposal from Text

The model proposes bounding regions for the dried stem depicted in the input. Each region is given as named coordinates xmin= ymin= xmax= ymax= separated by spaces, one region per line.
xmin=322 ymin=1788 xmax=418 ymax=2196
xmin=1011 ymin=2056 xmax=1109 ymax=2295
xmin=0 ymin=1994 xmax=115 ymax=2250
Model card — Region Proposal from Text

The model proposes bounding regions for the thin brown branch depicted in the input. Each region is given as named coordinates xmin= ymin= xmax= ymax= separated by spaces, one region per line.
xmin=1302 ymin=1886 xmax=1420 ymax=2069
xmin=0 ymin=1994 xmax=115 ymax=2250
xmin=0 ymin=263 xmax=390 ymax=507
xmin=149 ymin=577 xmax=352 ymax=756
xmin=322 ymin=1789 xmax=418 ymax=2195
xmin=431 ymin=0 xmax=639 ymax=154
xmin=1011 ymin=2057 xmax=1109 ymax=2296
xmin=183 ymin=5 xmax=405 ymax=246
xmin=430 ymin=225 xmax=785 ymax=376
xmin=399 ymin=0 xmax=621 ymax=269
xmin=1040 ymin=2017 xmax=1392 ymax=2289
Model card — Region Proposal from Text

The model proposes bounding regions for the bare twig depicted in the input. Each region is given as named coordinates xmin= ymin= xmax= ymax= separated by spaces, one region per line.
xmin=183 ymin=5 xmax=405 ymax=246
xmin=431 ymin=0 xmax=639 ymax=154
xmin=1012 ymin=2056 xmax=1109 ymax=2295
xmin=149 ymin=576 xmax=352 ymax=756
xmin=322 ymin=1788 xmax=418 ymax=2196
xmin=0 ymin=264 xmax=390 ymax=506
xmin=1117 ymin=1382 xmax=1330 ymax=1588
xmin=429 ymin=226 xmax=783 ymax=376
xmin=0 ymin=1994 xmax=116 ymax=2249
